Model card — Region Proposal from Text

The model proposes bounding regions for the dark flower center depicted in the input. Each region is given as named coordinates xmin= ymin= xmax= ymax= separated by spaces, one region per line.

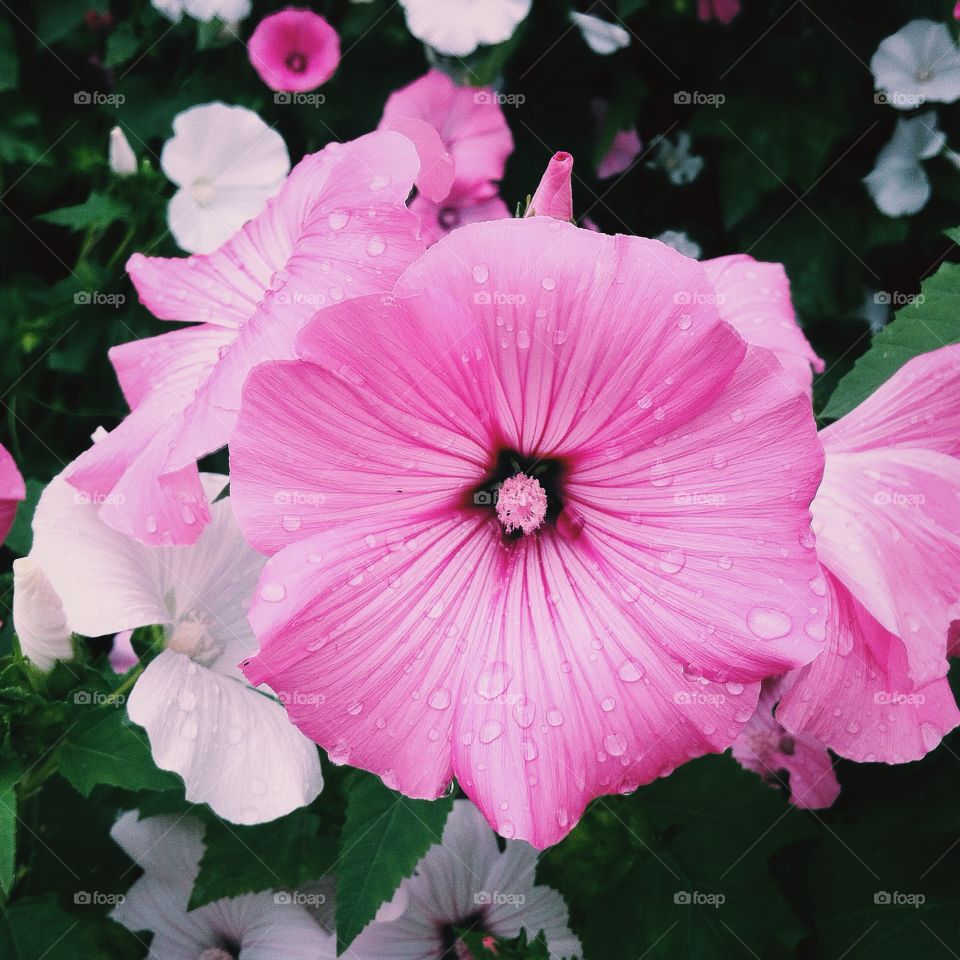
xmin=468 ymin=448 xmax=566 ymax=539
xmin=438 ymin=909 xmax=486 ymax=959
xmin=286 ymin=51 xmax=308 ymax=73
xmin=439 ymin=206 xmax=461 ymax=230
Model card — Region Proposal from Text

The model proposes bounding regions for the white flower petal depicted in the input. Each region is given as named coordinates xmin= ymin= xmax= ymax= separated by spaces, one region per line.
xmin=12 ymin=557 xmax=72 ymax=672
xmin=864 ymin=112 xmax=944 ymax=217
xmin=399 ymin=0 xmax=531 ymax=56
xmin=872 ymin=19 xmax=960 ymax=109
xmin=570 ymin=11 xmax=631 ymax=55
xmin=128 ymin=650 xmax=323 ymax=824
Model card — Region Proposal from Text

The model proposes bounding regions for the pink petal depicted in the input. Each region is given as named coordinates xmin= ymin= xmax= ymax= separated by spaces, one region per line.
xmin=379 ymin=116 xmax=455 ymax=203
xmin=777 ymin=573 xmax=959 ymax=763
xmin=731 ymin=678 xmax=839 ymax=809
xmin=0 ymin=443 xmax=25 ymax=545
xmin=379 ymin=68 xmax=513 ymax=193
xmin=812 ymin=447 xmax=960 ymax=686
xmin=69 ymin=131 xmax=425 ymax=545
xmin=248 ymin=8 xmax=340 ymax=93
xmin=597 ymin=128 xmax=642 ymax=180
xmin=410 ymin=188 xmax=510 ymax=247
xmin=702 ymin=254 xmax=823 ymax=397
xmin=233 ymin=218 xmax=827 ymax=846
xmin=528 ymin=151 xmax=574 ymax=221
xmin=820 ymin=344 xmax=960 ymax=457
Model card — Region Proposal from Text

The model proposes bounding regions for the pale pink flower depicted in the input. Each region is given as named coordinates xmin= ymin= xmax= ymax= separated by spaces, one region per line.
xmin=231 ymin=216 xmax=826 ymax=848
xmin=0 ymin=442 xmax=24 ymax=544
xmin=380 ymin=69 xmax=513 ymax=244
xmin=248 ymin=8 xmax=340 ymax=93
xmin=776 ymin=347 xmax=960 ymax=763
xmin=65 ymin=130 xmax=430 ymax=546
xmin=344 ymin=800 xmax=580 ymax=959
xmin=527 ymin=151 xmax=573 ymax=221
xmin=697 ymin=0 xmax=740 ymax=24
xmin=597 ymin=128 xmax=642 ymax=180
xmin=111 ymin=812 xmax=334 ymax=959
xmin=731 ymin=678 xmax=839 ymax=809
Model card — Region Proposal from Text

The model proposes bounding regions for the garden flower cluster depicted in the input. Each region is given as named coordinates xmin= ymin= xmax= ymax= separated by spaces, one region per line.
xmin=3 ymin=2 xmax=960 ymax=958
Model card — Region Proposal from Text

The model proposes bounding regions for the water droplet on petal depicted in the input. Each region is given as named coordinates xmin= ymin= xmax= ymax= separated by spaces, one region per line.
xmin=261 ymin=581 xmax=286 ymax=603
xmin=328 ymin=211 xmax=349 ymax=230
xmin=479 ymin=719 xmax=504 ymax=744
xmin=428 ymin=687 xmax=452 ymax=710
xmin=476 ymin=661 xmax=513 ymax=700
xmin=746 ymin=607 xmax=792 ymax=640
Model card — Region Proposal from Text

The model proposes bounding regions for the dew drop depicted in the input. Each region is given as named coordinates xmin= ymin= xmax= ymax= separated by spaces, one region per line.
xmin=479 ymin=719 xmax=504 ymax=744
xmin=261 ymin=581 xmax=286 ymax=603
xmin=746 ymin=607 xmax=792 ymax=640
xmin=428 ymin=687 xmax=452 ymax=710
xmin=366 ymin=236 xmax=386 ymax=256
xmin=617 ymin=660 xmax=644 ymax=682
xmin=472 ymin=264 xmax=489 ymax=284
xmin=476 ymin=661 xmax=513 ymax=700
xmin=328 ymin=211 xmax=349 ymax=230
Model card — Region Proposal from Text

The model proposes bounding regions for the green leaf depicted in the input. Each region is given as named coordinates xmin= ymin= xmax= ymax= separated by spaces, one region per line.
xmin=0 ymin=895 xmax=100 ymax=960
xmin=58 ymin=709 xmax=179 ymax=798
xmin=336 ymin=773 xmax=453 ymax=953
xmin=822 ymin=254 xmax=960 ymax=420
xmin=189 ymin=810 xmax=335 ymax=910
xmin=104 ymin=23 xmax=140 ymax=69
xmin=0 ymin=22 xmax=18 ymax=93
xmin=4 ymin=480 xmax=43 ymax=557
xmin=0 ymin=758 xmax=21 ymax=897
xmin=36 ymin=193 xmax=127 ymax=233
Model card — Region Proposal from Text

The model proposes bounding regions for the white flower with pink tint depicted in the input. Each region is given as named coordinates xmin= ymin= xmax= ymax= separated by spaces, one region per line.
xmin=111 ymin=812 xmax=334 ymax=959
xmin=871 ymin=19 xmax=960 ymax=110
xmin=152 ymin=0 xmax=252 ymax=23
xmin=248 ymin=8 xmax=340 ymax=93
xmin=160 ymin=102 xmax=290 ymax=254
xmin=345 ymin=800 xmax=580 ymax=959
xmin=65 ymin=129 xmax=431 ymax=546
xmin=379 ymin=69 xmax=513 ymax=245
xmin=108 ymin=126 xmax=137 ymax=177
xmin=570 ymin=11 xmax=630 ymax=55
xmin=22 ymin=472 xmax=323 ymax=824
xmin=399 ymin=0 xmax=531 ymax=56
xmin=230 ymin=214 xmax=826 ymax=848
xmin=776 ymin=347 xmax=960 ymax=764
xmin=12 ymin=557 xmax=72 ymax=673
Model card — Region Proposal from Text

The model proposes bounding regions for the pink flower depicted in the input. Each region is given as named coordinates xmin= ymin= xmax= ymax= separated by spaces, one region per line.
xmin=66 ymin=130 xmax=432 ymax=545
xmin=0 ymin=443 xmax=25 ymax=544
xmin=380 ymin=69 xmax=513 ymax=243
xmin=527 ymin=151 xmax=573 ymax=220
xmin=775 ymin=347 xmax=960 ymax=763
xmin=697 ymin=0 xmax=741 ymax=24
xmin=731 ymin=678 xmax=839 ymax=809
xmin=248 ymin=7 xmax=340 ymax=93
xmin=597 ymin=128 xmax=642 ymax=180
xmin=231 ymin=216 xmax=826 ymax=848
xmin=703 ymin=254 xmax=824 ymax=398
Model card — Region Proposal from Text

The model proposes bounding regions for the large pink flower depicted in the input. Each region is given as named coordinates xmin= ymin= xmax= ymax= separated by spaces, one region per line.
xmin=380 ymin=69 xmax=513 ymax=244
xmin=66 ymin=130 xmax=430 ymax=546
xmin=0 ymin=443 xmax=25 ymax=544
xmin=230 ymin=217 xmax=826 ymax=848
xmin=248 ymin=8 xmax=340 ymax=93
xmin=776 ymin=347 xmax=960 ymax=762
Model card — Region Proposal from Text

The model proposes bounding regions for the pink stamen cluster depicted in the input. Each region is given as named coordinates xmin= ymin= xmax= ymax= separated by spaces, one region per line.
xmin=495 ymin=473 xmax=547 ymax=535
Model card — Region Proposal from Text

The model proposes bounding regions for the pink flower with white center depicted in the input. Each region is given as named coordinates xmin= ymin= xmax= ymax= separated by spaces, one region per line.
xmin=20 ymin=472 xmax=323 ymax=823
xmin=344 ymin=800 xmax=580 ymax=959
xmin=702 ymin=254 xmax=825 ymax=398
xmin=697 ymin=0 xmax=740 ymax=25
xmin=65 ymin=130 xmax=430 ymax=546
xmin=230 ymin=216 xmax=826 ymax=848
xmin=111 ymin=812 xmax=334 ymax=960
xmin=775 ymin=346 xmax=960 ymax=763
xmin=0 ymin=442 xmax=25 ymax=544
xmin=380 ymin=69 xmax=513 ymax=245
xmin=731 ymin=678 xmax=839 ymax=809
xmin=526 ymin=152 xmax=573 ymax=221
xmin=248 ymin=8 xmax=340 ymax=93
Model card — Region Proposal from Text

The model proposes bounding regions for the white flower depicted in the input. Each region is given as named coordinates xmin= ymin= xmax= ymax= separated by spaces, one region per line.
xmin=649 ymin=131 xmax=704 ymax=185
xmin=864 ymin=111 xmax=946 ymax=217
xmin=110 ymin=812 xmax=335 ymax=960
xmin=108 ymin=126 xmax=137 ymax=177
xmin=161 ymin=102 xmax=289 ymax=254
xmin=655 ymin=229 xmax=702 ymax=259
xmin=151 ymin=0 xmax=251 ymax=23
xmin=570 ymin=11 xmax=630 ymax=55
xmin=344 ymin=800 xmax=582 ymax=960
xmin=24 ymin=472 xmax=323 ymax=824
xmin=399 ymin=0 xmax=532 ymax=57
xmin=871 ymin=19 xmax=960 ymax=110
xmin=12 ymin=558 xmax=72 ymax=672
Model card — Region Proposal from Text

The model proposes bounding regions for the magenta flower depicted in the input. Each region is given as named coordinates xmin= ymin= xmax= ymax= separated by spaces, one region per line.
xmin=776 ymin=346 xmax=960 ymax=763
xmin=0 ymin=443 xmax=24 ymax=544
xmin=248 ymin=7 xmax=340 ymax=93
xmin=527 ymin=151 xmax=574 ymax=220
xmin=697 ymin=0 xmax=741 ymax=24
xmin=66 ymin=130 xmax=431 ymax=546
xmin=230 ymin=216 xmax=826 ymax=848
xmin=380 ymin=69 xmax=513 ymax=244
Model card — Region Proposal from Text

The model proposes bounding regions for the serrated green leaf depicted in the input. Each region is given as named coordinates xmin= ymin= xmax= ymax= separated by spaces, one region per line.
xmin=189 ymin=810 xmax=334 ymax=910
xmin=4 ymin=480 xmax=43 ymax=557
xmin=336 ymin=773 xmax=452 ymax=953
xmin=36 ymin=193 xmax=127 ymax=232
xmin=58 ymin=709 xmax=178 ymax=797
xmin=822 ymin=255 xmax=960 ymax=420
xmin=0 ymin=758 xmax=22 ymax=897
